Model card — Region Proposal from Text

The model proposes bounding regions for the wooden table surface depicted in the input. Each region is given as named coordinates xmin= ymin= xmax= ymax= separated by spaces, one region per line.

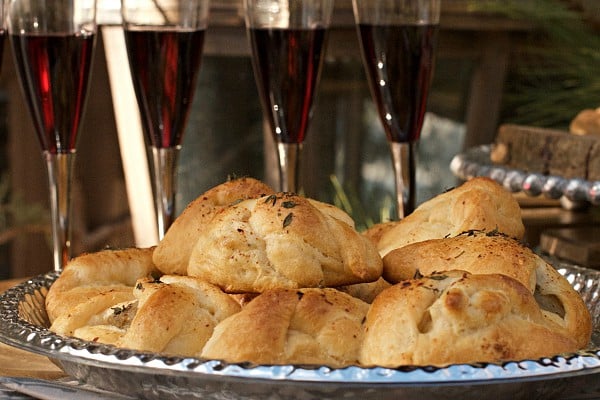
xmin=0 ymin=278 xmax=66 ymax=380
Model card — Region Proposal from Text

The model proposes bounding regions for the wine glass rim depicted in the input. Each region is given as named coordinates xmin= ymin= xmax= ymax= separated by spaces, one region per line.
xmin=8 ymin=29 xmax=96 ymax=36
xmin=351 ymin=0 xmax=441 ymax=25
xmin=123 ymin=24 xmax=206 ymax=31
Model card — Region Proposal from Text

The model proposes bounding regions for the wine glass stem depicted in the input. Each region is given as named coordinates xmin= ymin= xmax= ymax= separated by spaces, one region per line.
xmin=44 ymin=152 xmax=75 ymax=272
xmin=151 ymin=146 xmax=180 ymax=240
xmin=277 ymin=142 xmax=302 ymax=193
xmin=389 ymin=141 xmax=416 ymax=219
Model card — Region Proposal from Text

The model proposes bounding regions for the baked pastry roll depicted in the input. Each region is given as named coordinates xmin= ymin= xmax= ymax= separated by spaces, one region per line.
xmin=361 ymin=271 xmax=587 ymax=367
xmin=201 ymin=288 xmax=369 ymax=367
xmin=369 ymin=177 xmax=525 ymax=256
xmin=383 ymin=232 xmax=537 ymax=290
xmin=51 ymin=275 xmax=241 ymax=356
xmin=382 ymin=232 xmax=592 ymax=349
xmin=115 ymin=275 xmax=241 ymax=355
xmin=49 ymin=289 xmax=136 ymax=341
xmin=46 ymin=247 xmax=158 ymax=323
xmin=188 ymin=193 xmax=383 ymax=293
xmin=571 ymin=107 xmax=600 ymax=136
xmin=153 ymin=177 xmax=275 ymax=275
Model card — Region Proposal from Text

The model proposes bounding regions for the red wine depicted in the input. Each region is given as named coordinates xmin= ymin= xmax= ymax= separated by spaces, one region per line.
xmin=358 ymin=23 xmax=438 ymax=143
xmin=248 ymin=27 xmax=327 ymax=144
xmin=11 ymin=32 xmax=96 ymax=153
xmin=124 ymin=29 xmax=205 ymax=149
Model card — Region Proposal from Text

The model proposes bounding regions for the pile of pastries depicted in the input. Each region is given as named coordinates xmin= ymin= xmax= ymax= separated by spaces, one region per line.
xmin=46 ymin=177 xmax=592 ymax=368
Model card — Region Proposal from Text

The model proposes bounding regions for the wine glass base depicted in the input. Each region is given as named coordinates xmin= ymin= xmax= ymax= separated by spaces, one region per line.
xmin=389 ymin=141 xmax=416 ymax=219
xmin=276 ymin=142 xmax=302 ymax=193
xmin=150 ymin=146 xmax=181 ymax=239
xmin=44 ymin=152 xmax=75 ymax=272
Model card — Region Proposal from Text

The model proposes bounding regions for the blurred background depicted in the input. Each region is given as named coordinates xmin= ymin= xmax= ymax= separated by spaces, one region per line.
xmin=0 ymin=0 xmax=598 ymax=278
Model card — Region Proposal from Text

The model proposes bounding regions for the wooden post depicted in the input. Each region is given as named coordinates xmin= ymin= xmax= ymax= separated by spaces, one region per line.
xmin=102 ymin=26 xmax=159 ymax=247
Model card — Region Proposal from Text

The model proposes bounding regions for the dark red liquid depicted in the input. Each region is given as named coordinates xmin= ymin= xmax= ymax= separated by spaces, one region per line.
xmin=11 ymin=32 xmax=96 ymax=153
xmin=124 ymin=29 xmax=205 ymax=149
xmin=248 ymin=27 xmax=327 ymax=144
xmin=358 ymin=23 xmax=438 ymax=143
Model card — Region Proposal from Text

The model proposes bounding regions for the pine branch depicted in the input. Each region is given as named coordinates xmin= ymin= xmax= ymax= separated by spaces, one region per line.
xmin=469 ymin=0 xmax=600 ymax=128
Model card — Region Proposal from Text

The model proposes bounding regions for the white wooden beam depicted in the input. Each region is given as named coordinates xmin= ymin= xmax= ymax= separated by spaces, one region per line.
xmin=102 ymin=25 xmax=159 ymax=247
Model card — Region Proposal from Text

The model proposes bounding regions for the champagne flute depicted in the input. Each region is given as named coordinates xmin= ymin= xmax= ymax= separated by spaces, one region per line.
xmin=244 ymin=0 xmax=334 ymax=193
xmin=121 ymin=0 xmax=210 ymax=239
xmin=7 ymin=0 xmax=97 ymax=271
xmin=353 ymin=0 xmax=440 ymax=219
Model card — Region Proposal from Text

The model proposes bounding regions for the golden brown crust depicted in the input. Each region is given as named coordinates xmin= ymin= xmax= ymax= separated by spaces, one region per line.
xmin=360 ymin=271 xmax=584 ymax=367
xmin=362 ymin=221 xmax=396 ymax=246
xmin=188 ymin=193 xmax=383 ymax=293
xmin=50 ymin=275 xmax=242 ymax=357
xmin=337 ymin=277 xmax=392 ymax=304
xmin=153 ymin=177 xmax=275 ymax=275
xmin=115 ymin=275 xmax=241 ymax=356
xmin=382 ymin=233 xmax=537 ymax=290
xmin=382 ymin=232 xmax=592 ymax=349
xmin=50 ymin=289 xmax=136 ymax=339
xmin=45 ymin=247 xmax=158 ymax=323
xmin=533 ymin=259 xmax=592 ymax=348
xmin=201 ymin=288 xmax=369 ymax=367
xmin=570 ymin=108 xmax=600 ymax=136
xmin=376 ymin=177 xmax=525 ymax=256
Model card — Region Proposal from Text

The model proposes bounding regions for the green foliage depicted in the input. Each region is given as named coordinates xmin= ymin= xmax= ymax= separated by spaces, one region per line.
xmin=329 ymin=175 xmax=394 ymax=231
xmin=330 ymin=174 xmax=372 ymax=231
xmin=469 ymin=0 xmax=600 ymax=128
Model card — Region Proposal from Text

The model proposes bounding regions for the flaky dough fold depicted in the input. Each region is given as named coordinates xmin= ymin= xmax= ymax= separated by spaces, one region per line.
xmin=188 ymin=193 xmax=383 ymax=293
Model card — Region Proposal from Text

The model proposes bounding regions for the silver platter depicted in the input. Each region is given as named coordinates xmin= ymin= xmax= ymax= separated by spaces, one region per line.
xmin=450 ymin=145 xmax=600 ymax=205
xmin=2 ymin=262 xmax=600 ymax=400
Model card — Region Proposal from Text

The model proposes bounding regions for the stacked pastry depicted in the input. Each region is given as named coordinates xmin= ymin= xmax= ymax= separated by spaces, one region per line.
xmin=46 ymin=176 xmax=592 ymax=368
